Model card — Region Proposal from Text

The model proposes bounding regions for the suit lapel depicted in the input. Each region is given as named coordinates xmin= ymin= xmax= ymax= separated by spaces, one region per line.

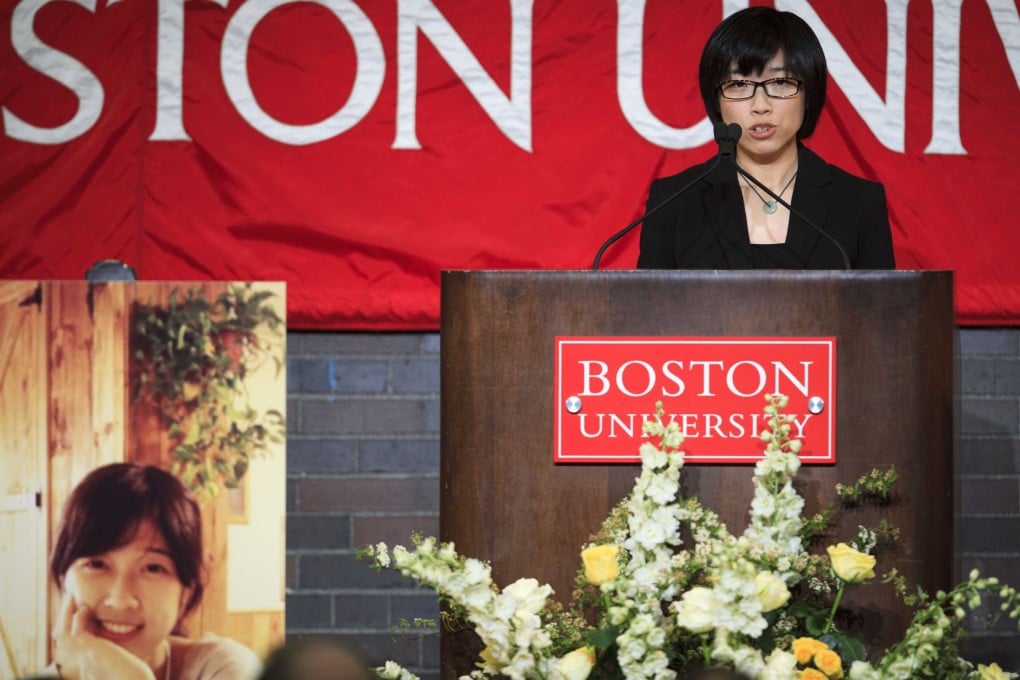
xmin=785 ymin=146 xmax=833 ymax=265
xmin=701 ymin=160 xmax=755 ymax=266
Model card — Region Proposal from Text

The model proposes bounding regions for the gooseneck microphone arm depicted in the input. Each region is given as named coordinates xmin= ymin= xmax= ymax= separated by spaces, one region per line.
xmin=590 ymin=122 xmax=741 ymax=270
xmin=730 ymin=154 xmax=852 ymax=271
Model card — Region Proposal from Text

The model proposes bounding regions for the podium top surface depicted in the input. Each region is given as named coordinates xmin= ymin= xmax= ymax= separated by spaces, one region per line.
xmin=442 ymin=269 xmax=951 ymax=281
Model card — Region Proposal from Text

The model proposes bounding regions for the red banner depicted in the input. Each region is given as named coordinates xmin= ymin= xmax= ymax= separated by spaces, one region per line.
xmin=1 ymin=1 xmax=1018 ymax=329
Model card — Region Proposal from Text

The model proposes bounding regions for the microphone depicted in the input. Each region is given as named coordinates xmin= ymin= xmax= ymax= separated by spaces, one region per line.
xmin=725 ymin=137 xmax=852 ymax=271
xmin=591 ymin=122 xmax=741 ymax=270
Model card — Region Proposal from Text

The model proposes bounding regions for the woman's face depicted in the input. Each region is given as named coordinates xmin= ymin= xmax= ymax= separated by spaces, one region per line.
xmin=63 ymin=518 xmax=186 ymax=665
xmin=719 ymin=50 xmax=805 ymax=165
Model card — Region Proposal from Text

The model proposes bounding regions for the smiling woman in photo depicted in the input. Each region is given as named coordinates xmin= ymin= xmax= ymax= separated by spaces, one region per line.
xmin=45 ymin=463 xmax=261 ymax=680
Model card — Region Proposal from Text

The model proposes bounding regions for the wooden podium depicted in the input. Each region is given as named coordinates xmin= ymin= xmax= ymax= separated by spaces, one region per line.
xmin=439 ymin=270 xmax=955 ymax=675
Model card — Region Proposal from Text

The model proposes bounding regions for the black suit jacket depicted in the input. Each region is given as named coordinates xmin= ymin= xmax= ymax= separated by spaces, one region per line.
xmin=636 ymin=145 xmax=895 ymax=270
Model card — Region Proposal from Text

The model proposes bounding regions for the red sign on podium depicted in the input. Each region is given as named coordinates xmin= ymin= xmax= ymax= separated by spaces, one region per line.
xmin=554 ymin=337 xmax=837 ymax=464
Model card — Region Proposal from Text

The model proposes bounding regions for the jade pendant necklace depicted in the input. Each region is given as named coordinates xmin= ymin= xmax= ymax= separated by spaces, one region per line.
xmin=744 ymin=171 xmax=797 ymax=214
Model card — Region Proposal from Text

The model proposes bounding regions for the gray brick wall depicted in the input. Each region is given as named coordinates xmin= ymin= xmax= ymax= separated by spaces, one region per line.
xmin=958 ymin=329 xmax=1020 ymax=669
xmin=285 ymin=329 xmax=1020 ymax=675
xmin=286 ymin=333 xmax=441 ymax=678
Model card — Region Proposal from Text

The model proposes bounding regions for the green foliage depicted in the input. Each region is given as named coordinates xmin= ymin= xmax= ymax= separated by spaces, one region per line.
xmin=835 ymin=466 xmax=898 ymax=504
xmin=131 ymin=284 xmax=285 ymax=499
xmin=390 ymin=617 xmax=439 ymax=642
xmin=875 ymin=570 xmax=1020 ymax=678
xmin=799 ymin=503 xmax=836 ymax=543
xmin=819 ymin=631 xmax=867 ymax=665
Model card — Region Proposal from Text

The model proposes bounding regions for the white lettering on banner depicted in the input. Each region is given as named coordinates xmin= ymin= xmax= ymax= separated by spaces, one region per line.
xmin=222 ymin=0 xmax=384 ymax=145
xmin=2 ymin=0 xmax=1016 ymax=150
xmin=576 ymin=411 xmax=812 ymax=439
xmin=779 ymin=0 xmax=909 ymax=153
xmin=921 ymin=0 xmax=1020 ymax=153
xmin=394 ymin=0 xmax=533 ymax=151
xmin=3 ymin=0 xmax=103 ymax=144
xmin=926 ymin=0 xmax=966 ymax=154
xmin=616 ymin=0 xmax=721 ymax=148
xmin=615 ymin=0 xmax=752 ymax=149
xmin=989 ymin=0 xmax=1020 ymax=82
xmin=578 ymin=359 xmax=812 ymax=398
xmin=145 ymin=0 xmax=229 ymax=142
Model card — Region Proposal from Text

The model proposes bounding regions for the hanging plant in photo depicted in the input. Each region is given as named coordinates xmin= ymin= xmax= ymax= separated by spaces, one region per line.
xmin=131 ymin=284 xmax=285 ymax=499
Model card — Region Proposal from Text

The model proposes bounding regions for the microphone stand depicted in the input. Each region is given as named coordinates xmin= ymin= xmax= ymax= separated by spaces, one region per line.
xmin=591 ymin=123 xmax=739 ymax=270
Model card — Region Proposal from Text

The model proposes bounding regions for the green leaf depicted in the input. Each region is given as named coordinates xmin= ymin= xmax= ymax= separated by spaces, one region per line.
xmin=821 ymin=632 xmax=867 ymax=665
xmin=839 ymin=635 xmax=867 ymax=663
xmin=787 ymin=602 xmax=825 ymax=619
xmin=819 ymin=633 xmax=840 ymax=648
xmin=806 ymin=612 xmax=829 ymax=637
xmin=585 ymin=625 xmax=621 ymax=649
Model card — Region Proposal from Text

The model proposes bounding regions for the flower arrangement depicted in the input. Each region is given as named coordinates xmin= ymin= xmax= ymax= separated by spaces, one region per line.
xmin=364 ymin=395 xmax=1020 ymax=680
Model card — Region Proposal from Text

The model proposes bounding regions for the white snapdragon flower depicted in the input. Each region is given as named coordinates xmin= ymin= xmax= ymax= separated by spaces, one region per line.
xmin=460 ymin=583 xmax=493 ymax=610
xmin=700 ymin=552 xmax=770 ymax=638
xmin=438 ymin=541 xmax=458 ymax=561
xmin=615 ymin=612 xmax=676 ymax=680
xmin=502 ymin=577 xmax=552 ymax=616
xmin=848 ymin=660 xmax=882 ymax=680
xmin=883 ymin=656 xmax=921 ymax=679
xmin=371 ymin=542 xmax=392 ymax=568
xmin=378 ymin=661 xmax=420 ymax=680
xmin=743 ymin=449 xmax=805 ymax=555
xmin=640 ymin=649 xmax=671 ymax=679
xmin=638 ymin=442 xmax=669 ymax=468
xmin=391 ymin=544 xmax=412 ymax=566
xmin=630 ymin=518 xmax=669 ymax=551
xmin=758 ymin=648 xmax=797 ymax=679
xmin=710 ymin=633 xmax=768 ymax=679
xmin=417 ymin=536 xmax=436 ymax=554
xmin=503 ymin=648 xmax=540 ymax=680
xmin=645 ymin=473 xmax=679 ymax=504
xmin=604 ymin=416 xmax=687 ymax=680
xmin=750 ymin=492 xmax=777 ymax=518
xmin=618 ymin=634 xmax=646 ymax=663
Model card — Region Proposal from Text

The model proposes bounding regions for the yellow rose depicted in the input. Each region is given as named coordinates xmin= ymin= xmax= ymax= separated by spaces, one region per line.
xmin=978 ymin=663 xmax=1008 ymax=680
xmin=558 ymin=646 xmax=596 ymax=680
xmin=813 ymin=648 xmax=843 ymax=678
xmin=826 ymin=543 xmax=876 ymax=583
xmin=792 ymin=638 xmax=829 ymax=665
xmin=754 ymin=571 xmax=792 ymax=612
xmin=581 ymin=544 xmax=619 ymax=585
xmin=799 ymin=669 xmax=828 ymax=680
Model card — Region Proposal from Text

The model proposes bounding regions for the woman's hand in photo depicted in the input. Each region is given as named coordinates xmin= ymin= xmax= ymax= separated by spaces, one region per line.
xmin=51 ymin=591 xmax=157 ymax=680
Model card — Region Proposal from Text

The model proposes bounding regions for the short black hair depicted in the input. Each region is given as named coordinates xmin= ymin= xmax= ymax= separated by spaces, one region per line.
xmin=50 ymin=464 xmax=205 ymax=624
xmin=698 ymin=7 xmax=827 ymax=139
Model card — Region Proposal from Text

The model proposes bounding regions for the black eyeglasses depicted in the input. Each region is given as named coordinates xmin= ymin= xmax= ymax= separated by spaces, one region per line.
xmin=718 ymin=77 xmax=804 ymax=100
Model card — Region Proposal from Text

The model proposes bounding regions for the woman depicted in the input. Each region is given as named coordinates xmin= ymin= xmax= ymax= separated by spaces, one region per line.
xmin=637 ymin=7 xmax=895 ymax=270
xmin=46 ymin=463 xmax=261 ymax=680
